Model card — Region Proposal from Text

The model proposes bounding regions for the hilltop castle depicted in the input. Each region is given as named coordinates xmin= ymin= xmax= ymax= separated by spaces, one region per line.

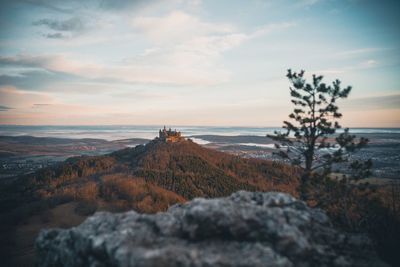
xmin=158 ymin=126 xmax=184 ymax=143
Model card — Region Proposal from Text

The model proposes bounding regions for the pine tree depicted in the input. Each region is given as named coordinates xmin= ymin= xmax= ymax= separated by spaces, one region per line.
xmin=269 ymin=69 xmax=372 ymax=200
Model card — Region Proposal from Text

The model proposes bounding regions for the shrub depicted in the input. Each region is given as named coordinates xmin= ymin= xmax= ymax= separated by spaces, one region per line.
xmin=74 ymin=200 xmax=98 ymax=216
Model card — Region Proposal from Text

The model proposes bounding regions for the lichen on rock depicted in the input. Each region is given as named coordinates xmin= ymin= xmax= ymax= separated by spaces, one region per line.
xmin=36 ymin=191 xmax=387 ymax=267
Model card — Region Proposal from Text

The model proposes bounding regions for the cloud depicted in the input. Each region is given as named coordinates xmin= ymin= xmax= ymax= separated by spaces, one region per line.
xmin=33 ymin=17 xmax=85 ymax=32
xmin=5 ymin=0 xmax=164 ymax=15
xmin=0 ymin=54 xmax=100 ymax=85
xmin=334 ymin=47 xmax=385 ymax=58
xmin=0 ymin=86 xmax=120 ymax=125
xmin=32 ymin=16 xmax=87 ymax=38
xmin=0 ymin=9 xmax=295 ymax=87
xmin=127 ymin=11 xmax=295 ymax=84
xmin=312 ymin=59 xmax=380 ymax=75
xmin=131 ymin=11 xmax=294 ymax=50
xmin=132 ymin=10 xmax=234 ymax=44
xmin=299 ymin=0 xmax=320 ymax=6
xmin=33 ymin=103 xmax=52 ymax=107
xmin=344 ymin=94 xmax=400 ymax=111
xmin=0 ymin=53 xmax=225 ymax=86
xmin=0 ymin=54 xmax=92 ymax=75
xmin=0 ymin=54 xmax=56 ymax=68
xmin=132 ymin=11 xmax=294 ymax=52
xmin=43 ymin=32 xmax=65 ymax=39
xmin=0 ymin=86 xmax=55 ymax=108
xmin=250 ymin=22 xmax=296 ymax=38
xmin=360 ymin=59 xmax=378 ymax=68
xmin=98 ymin=0 xmax=161 ymax=11
xmin=294 ymin=0 xmax=321 ymax=8
xmin=0 ymin=0 xmax=74 ymax=13
xmin=0 ymin=10 xmax=295 ymax=87
xmin=0 ymin=105 xmax=13 ymax=111
xmin=0 ymin=70 xmax=83 ymax=90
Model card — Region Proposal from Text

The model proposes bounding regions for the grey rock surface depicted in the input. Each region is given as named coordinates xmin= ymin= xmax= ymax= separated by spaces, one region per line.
xmin=36 ymin=191 xmax=387 ymax=267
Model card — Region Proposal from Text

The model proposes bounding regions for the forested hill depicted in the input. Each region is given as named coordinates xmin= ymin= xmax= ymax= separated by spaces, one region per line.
xmin=0 ymin=138 xmax=301 ymax=266
xmin=2 ymin=139 xmax=300 ymax=215
xmin=2 ymin=139 xmax=398 ymax=267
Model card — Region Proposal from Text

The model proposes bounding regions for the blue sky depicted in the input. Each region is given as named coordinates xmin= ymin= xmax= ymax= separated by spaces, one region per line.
xmin=0 ymin=0 xmax=399 ymax=126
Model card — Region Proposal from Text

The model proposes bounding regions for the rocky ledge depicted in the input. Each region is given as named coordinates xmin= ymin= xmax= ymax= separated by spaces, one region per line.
xmin=36 ymin=191 xmax=387 ymax=267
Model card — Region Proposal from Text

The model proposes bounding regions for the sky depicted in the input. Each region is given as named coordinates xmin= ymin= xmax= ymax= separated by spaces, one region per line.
xmin=0 ymin=0 xmax=399 ymax=127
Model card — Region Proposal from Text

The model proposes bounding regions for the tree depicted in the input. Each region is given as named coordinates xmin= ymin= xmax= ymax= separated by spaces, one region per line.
xmin=269 ymin=69 xmax=372 ymax=200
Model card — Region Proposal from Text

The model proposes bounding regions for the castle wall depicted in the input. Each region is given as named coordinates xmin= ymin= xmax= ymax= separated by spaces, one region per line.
xmin=158 ymin=128 xmax=184 ymax=143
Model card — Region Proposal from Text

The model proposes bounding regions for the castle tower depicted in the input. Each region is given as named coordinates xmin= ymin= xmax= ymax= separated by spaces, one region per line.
xmin=157 ymin=126 xmax=184 ymax=143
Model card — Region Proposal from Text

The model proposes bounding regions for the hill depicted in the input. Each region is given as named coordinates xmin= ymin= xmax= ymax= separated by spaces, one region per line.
xmin=0 ymin=135 xmax=150 ymax=179
xmin=0 ymin=139 xmax=300 ymax=266
xmin=5 ymin=139 xmax=299 ymax=210
xmin=5 ymin=138 xmax=399 ymax=266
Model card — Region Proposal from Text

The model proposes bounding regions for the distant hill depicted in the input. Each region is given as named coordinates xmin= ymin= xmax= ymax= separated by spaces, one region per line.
xmin=0 ymin=135 xmax=149 ymax=157
xmin=190 ymin=134 xmax=275 ymax=144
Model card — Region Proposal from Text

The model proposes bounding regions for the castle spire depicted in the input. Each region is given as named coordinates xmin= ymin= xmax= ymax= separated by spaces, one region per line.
xmin=157 ymin=126 xmax=184 ymax=143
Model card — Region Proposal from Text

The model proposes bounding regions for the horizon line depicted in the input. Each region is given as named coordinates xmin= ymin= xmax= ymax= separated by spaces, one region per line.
xmin=0 ymin=124 xmax=399 ymax=129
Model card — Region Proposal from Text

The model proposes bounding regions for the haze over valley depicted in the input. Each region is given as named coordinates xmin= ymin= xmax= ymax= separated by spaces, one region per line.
xmin=0 ymin=0 xmax=399 ymax=267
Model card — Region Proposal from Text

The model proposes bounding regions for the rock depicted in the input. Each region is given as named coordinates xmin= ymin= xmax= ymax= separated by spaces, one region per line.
xmin=36 ymin=191 xmax=387 ymax=267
